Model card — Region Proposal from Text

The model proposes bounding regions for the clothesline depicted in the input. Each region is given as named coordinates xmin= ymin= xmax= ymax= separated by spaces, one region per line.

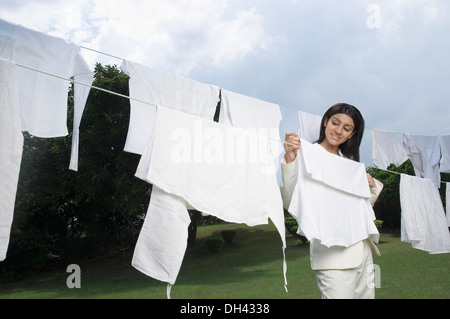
xmin=79 ymin=45 xmax=449 ymax=138
xmin=14 ymin=62 xmax=448 ymax=186
xmin=80 ymin=45 xmax=125 ymax=62
xmin=15 ymin=62 xmax=159 ymax=109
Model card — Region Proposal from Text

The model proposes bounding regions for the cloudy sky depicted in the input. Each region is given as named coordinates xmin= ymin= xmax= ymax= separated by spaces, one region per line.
xmin=1 ymin=0 xmax=449 ymax=165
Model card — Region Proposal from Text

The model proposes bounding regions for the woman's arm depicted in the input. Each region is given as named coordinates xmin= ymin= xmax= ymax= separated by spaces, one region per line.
xmin=280 ymin=132 xmax=301 ymax=209
xmin=283 ymin=132 xmax=300 ymax=163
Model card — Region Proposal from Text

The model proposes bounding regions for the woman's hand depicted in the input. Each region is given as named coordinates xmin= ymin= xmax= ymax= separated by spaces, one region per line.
xmin=367 ymin=173 xmax=376 ymax=188
xmin=284 ymin=132 xmax=301 ymax=164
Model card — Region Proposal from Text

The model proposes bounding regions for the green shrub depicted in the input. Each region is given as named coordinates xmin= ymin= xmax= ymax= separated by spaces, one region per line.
xmin=374 ymin=220 xmax=383 ymax=229
xmin=284 ymin=216 xmax=308 ymax=244
xmin=205 ymin=237 xmax=224 ymax=254
xmin=221 ymin=230 xmax=237 ymax=244
xmin=284 ymin=216 xmax=298 ymax=237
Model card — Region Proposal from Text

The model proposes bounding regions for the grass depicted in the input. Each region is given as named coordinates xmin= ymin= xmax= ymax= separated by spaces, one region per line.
xmin=0 ymin=222 xmax=449 ymax=299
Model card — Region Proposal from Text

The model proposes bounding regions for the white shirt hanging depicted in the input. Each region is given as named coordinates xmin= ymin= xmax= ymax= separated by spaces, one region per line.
xmin=438 ymin=135 xmax=450 ymax=173
xmin=372 ymin=129 xmax=409 ymax=169
xmin=403 ymin=134 xmax=441 ymax=188
xmin=0 ymin=18 xmax=93 ymax=171
xmin=218 ymin=88 xmax=283 ymax=167
xmin=133 ymin=105 xmax=287 ymax=294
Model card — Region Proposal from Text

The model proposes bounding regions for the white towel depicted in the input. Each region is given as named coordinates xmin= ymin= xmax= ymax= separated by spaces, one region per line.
xmin=0 ymin=58 xmax=23 ymax=261
xmin=438 ymin=135 xmax=450 ymax=173
xmin=0 ymin=18 xmax=93 ymax=171
xmin=218 ymin=89 xmax=283 ymax=166
xmin=133 ymin=105 xmax=287 ymax=292
xmin=120 ymin=60 xmax=220 ymax=155
xmin=403 ymin=134 xmax=441 ymax=188
xmin=298 ymin=110 xmax=322 ymax=143
xmin=400 ymin=174 xmax=450 ymax=254
xmin=372 ymin=129 xmax=409 ymax=169
xmin=288 ymin=139 xmax=379 ymax=248
xmin=69 ymin=54 xmax=94 ymax=171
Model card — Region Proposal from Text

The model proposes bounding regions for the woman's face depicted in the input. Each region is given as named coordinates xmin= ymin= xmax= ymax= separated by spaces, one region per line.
xmin=323 ymin=113 xmax=355 ymax=147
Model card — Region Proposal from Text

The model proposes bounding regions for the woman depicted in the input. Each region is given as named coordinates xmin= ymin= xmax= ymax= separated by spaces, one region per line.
xmin=281 ymin=103 xmax=383 ymax=299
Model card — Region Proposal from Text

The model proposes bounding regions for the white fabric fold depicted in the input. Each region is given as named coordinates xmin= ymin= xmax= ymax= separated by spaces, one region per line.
xmin=446 ymin=183 xmax=450 ymax=227
xmin=400 ymin=174 xmax=450 ymax=254
xmin=288 ymin=139 xmax=379 ymax=248
xmin=298 ymin=110 xmax=322 ymax=143
xmin=120 ymin=60 xmax=220 ymax=155
xmin=438 ymin=135 xmax=450 ymax=173
xmin=218 ymin=89 xmax=283 ymax=166
xmin=0 ymin=58 xmax=23 ymax=261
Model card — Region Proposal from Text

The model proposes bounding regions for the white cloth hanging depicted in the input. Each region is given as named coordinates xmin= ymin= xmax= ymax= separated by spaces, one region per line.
xmin=298 ymin=110 xmax=322 ymax=143
xmin=438 ymin=135 xmax=450 ymax=173
xmin=288 ymin=139 xmax=379 ymax=248
xmin=403 ymin=134 xmax=441 ymax=188
xmin=0 ymin=18 xmax=93 ymax=171
xmin=446 ymin=183 xmax=450 ymax=227
xmin=0 ymin=58 xmax=23 ymax=261
xmin=218 ymin=88 xmax=283 ymax=167
xmin=133 ymin=105 xmax=287 ymax=294
xmin=120 ymin=60 xmax=220 ymax=155
xmin=132 ymin=186 xmax=191 ymax=287
xmin=372 ymin=129 xmax=409 ymax=169
xmin=400 ymin=174 xmax=450 ymax=254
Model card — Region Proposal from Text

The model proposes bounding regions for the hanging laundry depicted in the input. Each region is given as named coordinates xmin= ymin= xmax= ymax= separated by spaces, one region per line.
xmin=297 ymin=110 xmax=322 ymax=143
xmin=218 ymin=89 xmax=283 ymax=168
xmin=403 ymin=134 xmax=441 ymax=188
xmin=446 ymin=183 xmax=450 ymax=227
xmin=400 ymin=174 xmax=450 ymax=254
xmin=0 ymin=58 xmax=23 ymax=261
xmin=288 ymin=139 xmax=380 ymax=248
xmin=132 ymin=186 xmax=191 ymax=291
xmin=438 ymin=135 xmax=450 ymax=173
xmin=372 ymin=129 xmax=409 ymax=169
xmin=0 ymin=18 xmax=93 ymax=171
xmin=133 ymin=105 xmax=287 ymax=296
xmin=120 ymin=60 xmax=220 ymax=155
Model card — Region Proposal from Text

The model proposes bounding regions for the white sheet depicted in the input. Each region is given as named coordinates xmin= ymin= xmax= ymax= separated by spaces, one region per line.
xmin=400 ymin=174 xmax=450 ymax=254
xmin=0 ymin=58 xmax=23 ymax=261
xmin=120 ymin=60 xmax=219 ymax=155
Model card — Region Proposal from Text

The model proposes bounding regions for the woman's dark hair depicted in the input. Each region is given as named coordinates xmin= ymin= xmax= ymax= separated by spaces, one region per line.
xmin=316 ymin=103 xmax=365 ymax=162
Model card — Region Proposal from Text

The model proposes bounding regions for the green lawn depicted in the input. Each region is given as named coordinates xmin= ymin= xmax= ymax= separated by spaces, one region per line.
xmin=0 ymin=222 xmax=449 ymax=299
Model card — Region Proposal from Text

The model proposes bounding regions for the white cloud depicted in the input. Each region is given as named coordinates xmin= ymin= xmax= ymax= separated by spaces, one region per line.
xmin=0 ymin=0 xmax=277 ymax=75
xmin=83 ymin=0 xmax=276 ymax=75
xmin=1 ymin=0 xmax=449 ymax=144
